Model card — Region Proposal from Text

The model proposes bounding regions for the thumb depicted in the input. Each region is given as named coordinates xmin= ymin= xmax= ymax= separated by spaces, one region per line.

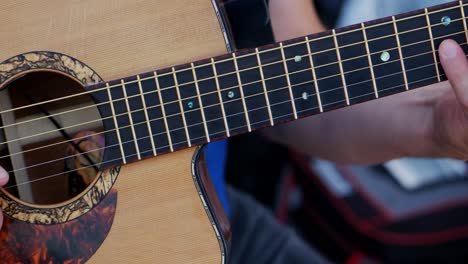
xmin=439 ymin=39 xmax=468 ymax=109
xmin=0 ymin=166 xmax=9 ymax=229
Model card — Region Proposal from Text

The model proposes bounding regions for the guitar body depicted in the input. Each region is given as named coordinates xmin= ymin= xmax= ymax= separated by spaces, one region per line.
xmin=0 ymin=0 xmax=231 ymax=263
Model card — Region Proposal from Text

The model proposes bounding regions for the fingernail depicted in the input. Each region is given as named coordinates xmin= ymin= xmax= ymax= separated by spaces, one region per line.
xmin=440 ymin=40 xmax=458 ymax=59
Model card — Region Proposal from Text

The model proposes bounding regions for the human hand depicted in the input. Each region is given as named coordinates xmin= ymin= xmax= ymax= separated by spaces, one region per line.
xmin=0 ymin=167 xmax=9 ymax=229
xmin=432 ymin=39 xmax=468 ymax=159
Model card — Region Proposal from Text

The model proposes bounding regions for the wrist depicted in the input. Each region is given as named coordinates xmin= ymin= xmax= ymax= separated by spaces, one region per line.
xmin=400 ymin=83 xmax=450 ymax=159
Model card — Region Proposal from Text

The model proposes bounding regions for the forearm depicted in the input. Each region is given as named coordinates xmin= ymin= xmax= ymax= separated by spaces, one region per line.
xmin=265 ymin=86 xmax=442 ymax=164
xmin=269 ymin=0 xmax=325 ymax=40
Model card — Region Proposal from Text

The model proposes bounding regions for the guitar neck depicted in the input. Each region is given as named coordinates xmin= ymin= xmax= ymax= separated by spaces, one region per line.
xmin=94 ymin=0 xmax=468 ymax=167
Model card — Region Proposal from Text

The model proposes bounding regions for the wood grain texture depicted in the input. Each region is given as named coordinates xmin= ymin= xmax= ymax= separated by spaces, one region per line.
xmin=90 ymin=149 xmax=222 ymax=264
xmin=0 ymin=0 xmax=228 ymax=80
xmin=0 ymin=0 xmax=229 ymax=263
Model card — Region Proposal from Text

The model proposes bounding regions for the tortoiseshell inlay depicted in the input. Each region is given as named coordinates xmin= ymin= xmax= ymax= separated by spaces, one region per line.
xmin=0 ymin=189 xmax=117 ymax=263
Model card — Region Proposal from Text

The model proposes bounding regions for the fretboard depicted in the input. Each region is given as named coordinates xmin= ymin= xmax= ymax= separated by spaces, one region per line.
xmin=91 ymin=0 xmax=468 ymax=167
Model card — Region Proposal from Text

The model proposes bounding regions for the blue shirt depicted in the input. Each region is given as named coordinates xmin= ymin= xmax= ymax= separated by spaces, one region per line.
xmin=205 ymin=139 xmax=230 ymax=216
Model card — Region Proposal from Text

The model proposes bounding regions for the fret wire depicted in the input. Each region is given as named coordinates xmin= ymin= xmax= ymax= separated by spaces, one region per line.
xmin=361 ymin=23 xmax=379 ymax=99
xmin=279 ymin=42 xmax=299 ymax=119
xmin=425 ymin=8 xmax=441 ymax=82
xmin=332 ymin=29 xmax=350 ymax=106
xmin=3 ymin=4 xmax=468 ymax=119
xmin=461 ymin=0 xmax=468 ymax=44
xmin=255 ymin=48 xmax=275 ymax=126
xmin=121 ymin=79 xmax=141 ymax=160
xmin=191 ymin=63 xmax=211 ymax=142
xmin=392 ymin=16 xmax=410 ymax=91
xmin=292 ymin=28 xmax=461 ymax=81
xmin=211 ymin=58 xmax=230 ymax=137
xmin=4 ymin=50 xmax=465 ymax=166
xmin=154 ymin=71 xmax=174 ymax=152
xmin=305 ymin=36 xmax=323 ymax=113
xmin=232 ymin=53 xmax=252 ymax=132
xmin=137 ymin=75 xmax=157 ymax=156
xmin=172 ymin=67 xmax=192 ymax=147
xmin=106 ymin=82 xmax=127 ymax=164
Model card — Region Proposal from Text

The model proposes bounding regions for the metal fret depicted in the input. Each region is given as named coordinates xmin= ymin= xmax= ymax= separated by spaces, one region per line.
xmin=392 ymin=16 xmax=409 ymax=91
xmin=279 ymin=42 xmax=298 ymax=119
xmin=211 ymin=58 xmax=230 ymax=137
xmin=191 ymin=63 xmax=210 ymax=142
xmin=137 ymin=75 xmax=157 ymax=156
xmin=361 ymin=23 xmax=379 ymax=98
xmin=305 ymin=36 xmax=323 ymax=113
xmin=425 ymin=8 xmax=441 ymax=82
xmin=106 ymin=82 xmax=126 ymax=164
xmin=460 ymin=1 xmax=468 ymax=43
xmin=172 ymin=67 xmax=191 ymax=147
xmin=232 ymin=53 xmax=252 ymax=132
xmin=332 ymin=29 xmax=350 ymax=105
xmin=255 ymin=48 xmax=274 ymax=126
xmin=154 ymin=71 xmax=174 ymax=152
xmin=121 ymin=79 xmax=141 ymax=160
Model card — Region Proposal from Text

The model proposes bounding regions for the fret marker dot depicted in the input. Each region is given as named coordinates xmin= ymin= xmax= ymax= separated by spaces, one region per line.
xmin=187 ymin=101 xmax=194 ymax=109
xmin=380 ymin=51 xmax=390 ymax=62
xmin=302 ymin=92 xmax=309 ymax=100
xmin=294 ymin=56 xmax=302 ymax=63
xmin=227 ymin=91 xmax=235 ymax=99
xmin=441 ymin=16 xmax=451 ymax=26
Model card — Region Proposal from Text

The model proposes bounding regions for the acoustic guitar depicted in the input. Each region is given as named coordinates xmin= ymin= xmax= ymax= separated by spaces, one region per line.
xmin=0 ymin=0 xmax=466 ymax=263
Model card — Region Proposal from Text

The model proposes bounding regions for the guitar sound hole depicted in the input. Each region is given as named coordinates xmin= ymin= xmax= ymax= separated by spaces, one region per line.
xmin=0 ymin=72 xmax=104 ymax=205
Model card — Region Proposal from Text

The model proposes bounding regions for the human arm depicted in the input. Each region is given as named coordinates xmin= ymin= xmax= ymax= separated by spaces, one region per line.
xmin=266 ymin=0 xmax=468 ymax=164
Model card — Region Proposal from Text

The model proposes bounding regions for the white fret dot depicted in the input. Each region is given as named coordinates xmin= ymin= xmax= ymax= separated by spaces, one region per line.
xmin=294 ymin=56 xmax=302 ymax=63
xmin=441 ymin=16 xmax=451 ymax=26
xmin=380 ymin=51 xmax=390 ymax=62
xmin=302 ymin=92 xmax=309 ymax=100
xmin=227 ymin=91 xmax=235 ymax=99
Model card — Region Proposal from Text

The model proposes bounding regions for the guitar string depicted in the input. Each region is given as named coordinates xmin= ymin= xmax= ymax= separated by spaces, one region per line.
xmin=0 ymin=29 xmax=464 ymax=152
xmin=1 ymin=24 xmax=460 ymax=135
xmin=0 ymin=37 xmax=465 ymax=163
xmin=4 ymin=71 xmax=447 ymax=189
xmin=2 ymin=59 xmax=453 ymax=179
xmin=0 ymin=4 xmax=465 ymax=117
xmin=0 ymin=38 xmax=462 ymax=162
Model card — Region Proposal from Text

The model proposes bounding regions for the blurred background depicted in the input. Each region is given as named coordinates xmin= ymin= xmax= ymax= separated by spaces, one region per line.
xmin=221 ymin=0 xmax=468 ymax=263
